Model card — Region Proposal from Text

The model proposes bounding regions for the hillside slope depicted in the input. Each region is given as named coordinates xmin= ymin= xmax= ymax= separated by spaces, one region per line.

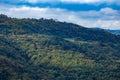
xmin=0 ymin=14 xmax=120 ymax=80
xmin=0 ymin=14 xmax=120 ymax=43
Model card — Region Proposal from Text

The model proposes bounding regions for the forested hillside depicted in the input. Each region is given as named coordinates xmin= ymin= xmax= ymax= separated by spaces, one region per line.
xmin=0 ymin=14 xmax=120 ymax=80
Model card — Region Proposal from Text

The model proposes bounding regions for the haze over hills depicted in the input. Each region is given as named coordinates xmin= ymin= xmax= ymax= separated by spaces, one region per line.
xmin=92 ymin=27 xmax=120 ymax=35
xmin=106 ymin=30 xmax=120 ymax=35
xmin=0 ymin=14 xmax=120 ymax=80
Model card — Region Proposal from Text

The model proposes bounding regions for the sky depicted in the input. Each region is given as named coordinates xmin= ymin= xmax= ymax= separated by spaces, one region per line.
xmin=0 ymin=0 xmax=120 ymax=29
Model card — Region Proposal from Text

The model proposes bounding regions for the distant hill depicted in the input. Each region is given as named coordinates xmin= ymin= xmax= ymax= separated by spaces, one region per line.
xmin=0 ymin=14 xmax=120 ymax=80
xmin=106 ymin=30 xmax=120 ymax=35
xmin=91 ymin=27 xmax=120 ymax=35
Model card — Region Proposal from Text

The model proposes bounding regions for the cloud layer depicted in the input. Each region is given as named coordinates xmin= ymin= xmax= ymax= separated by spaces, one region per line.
xmin=1 ymin=0 xmax=120 ymax=5
xmin=0 ymin=5 xmax=120 ymax=29
xmin=22 ymin=0 xmax=120 ymax=5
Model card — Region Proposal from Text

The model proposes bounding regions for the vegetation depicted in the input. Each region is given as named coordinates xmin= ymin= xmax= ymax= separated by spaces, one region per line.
xmin=0 ymin=14 xmax=120 ymax=80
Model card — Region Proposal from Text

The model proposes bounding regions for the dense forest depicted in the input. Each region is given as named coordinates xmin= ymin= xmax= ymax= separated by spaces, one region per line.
xmin=0 ymin=14 xmax=120 ymax=80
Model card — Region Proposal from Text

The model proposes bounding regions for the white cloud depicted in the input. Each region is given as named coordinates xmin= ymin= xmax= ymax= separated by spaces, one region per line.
xmin=93 ymin=20 xmax=120 ymax=29
xmin=23 ymin=0 xmax=120 ymax=5
xmin=60 ymin=0 xmax=101 ymax=3
xmin=0 ymin=5 xmax=120 ymax=29
xmin=60 ymin=0 xmax=120 ymax=4
xmin=1 ymin=0 xmax=120 ymax=5
xmin=24 ymin=0 xmax=57 ymax=3
xmin=24 ymin=0 xmax=40 ymax=3
xmin=100 ymin=8 xmax=118 ymax=15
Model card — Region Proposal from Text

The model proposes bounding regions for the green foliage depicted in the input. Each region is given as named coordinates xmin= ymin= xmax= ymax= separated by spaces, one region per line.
xmin=0 ymin=15 xmax=120 ymax=80
xmin=0 ymin=14 xmax=120 ymax=43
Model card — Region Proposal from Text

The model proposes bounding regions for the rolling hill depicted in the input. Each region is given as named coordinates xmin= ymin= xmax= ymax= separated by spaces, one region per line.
xmin=0 ymin=14 xmax=120 ymax=80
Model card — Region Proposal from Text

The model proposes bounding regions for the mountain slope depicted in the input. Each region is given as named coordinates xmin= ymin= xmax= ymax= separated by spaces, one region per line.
xmin=0 ymin=14 xmax=120 ymax=80
xmin=0 ymin=14 xmax=120 ymax=43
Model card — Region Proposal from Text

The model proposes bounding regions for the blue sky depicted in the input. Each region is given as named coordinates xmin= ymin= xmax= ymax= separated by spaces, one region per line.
xmin=0 ymin=0 xmax=120 ymax=29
